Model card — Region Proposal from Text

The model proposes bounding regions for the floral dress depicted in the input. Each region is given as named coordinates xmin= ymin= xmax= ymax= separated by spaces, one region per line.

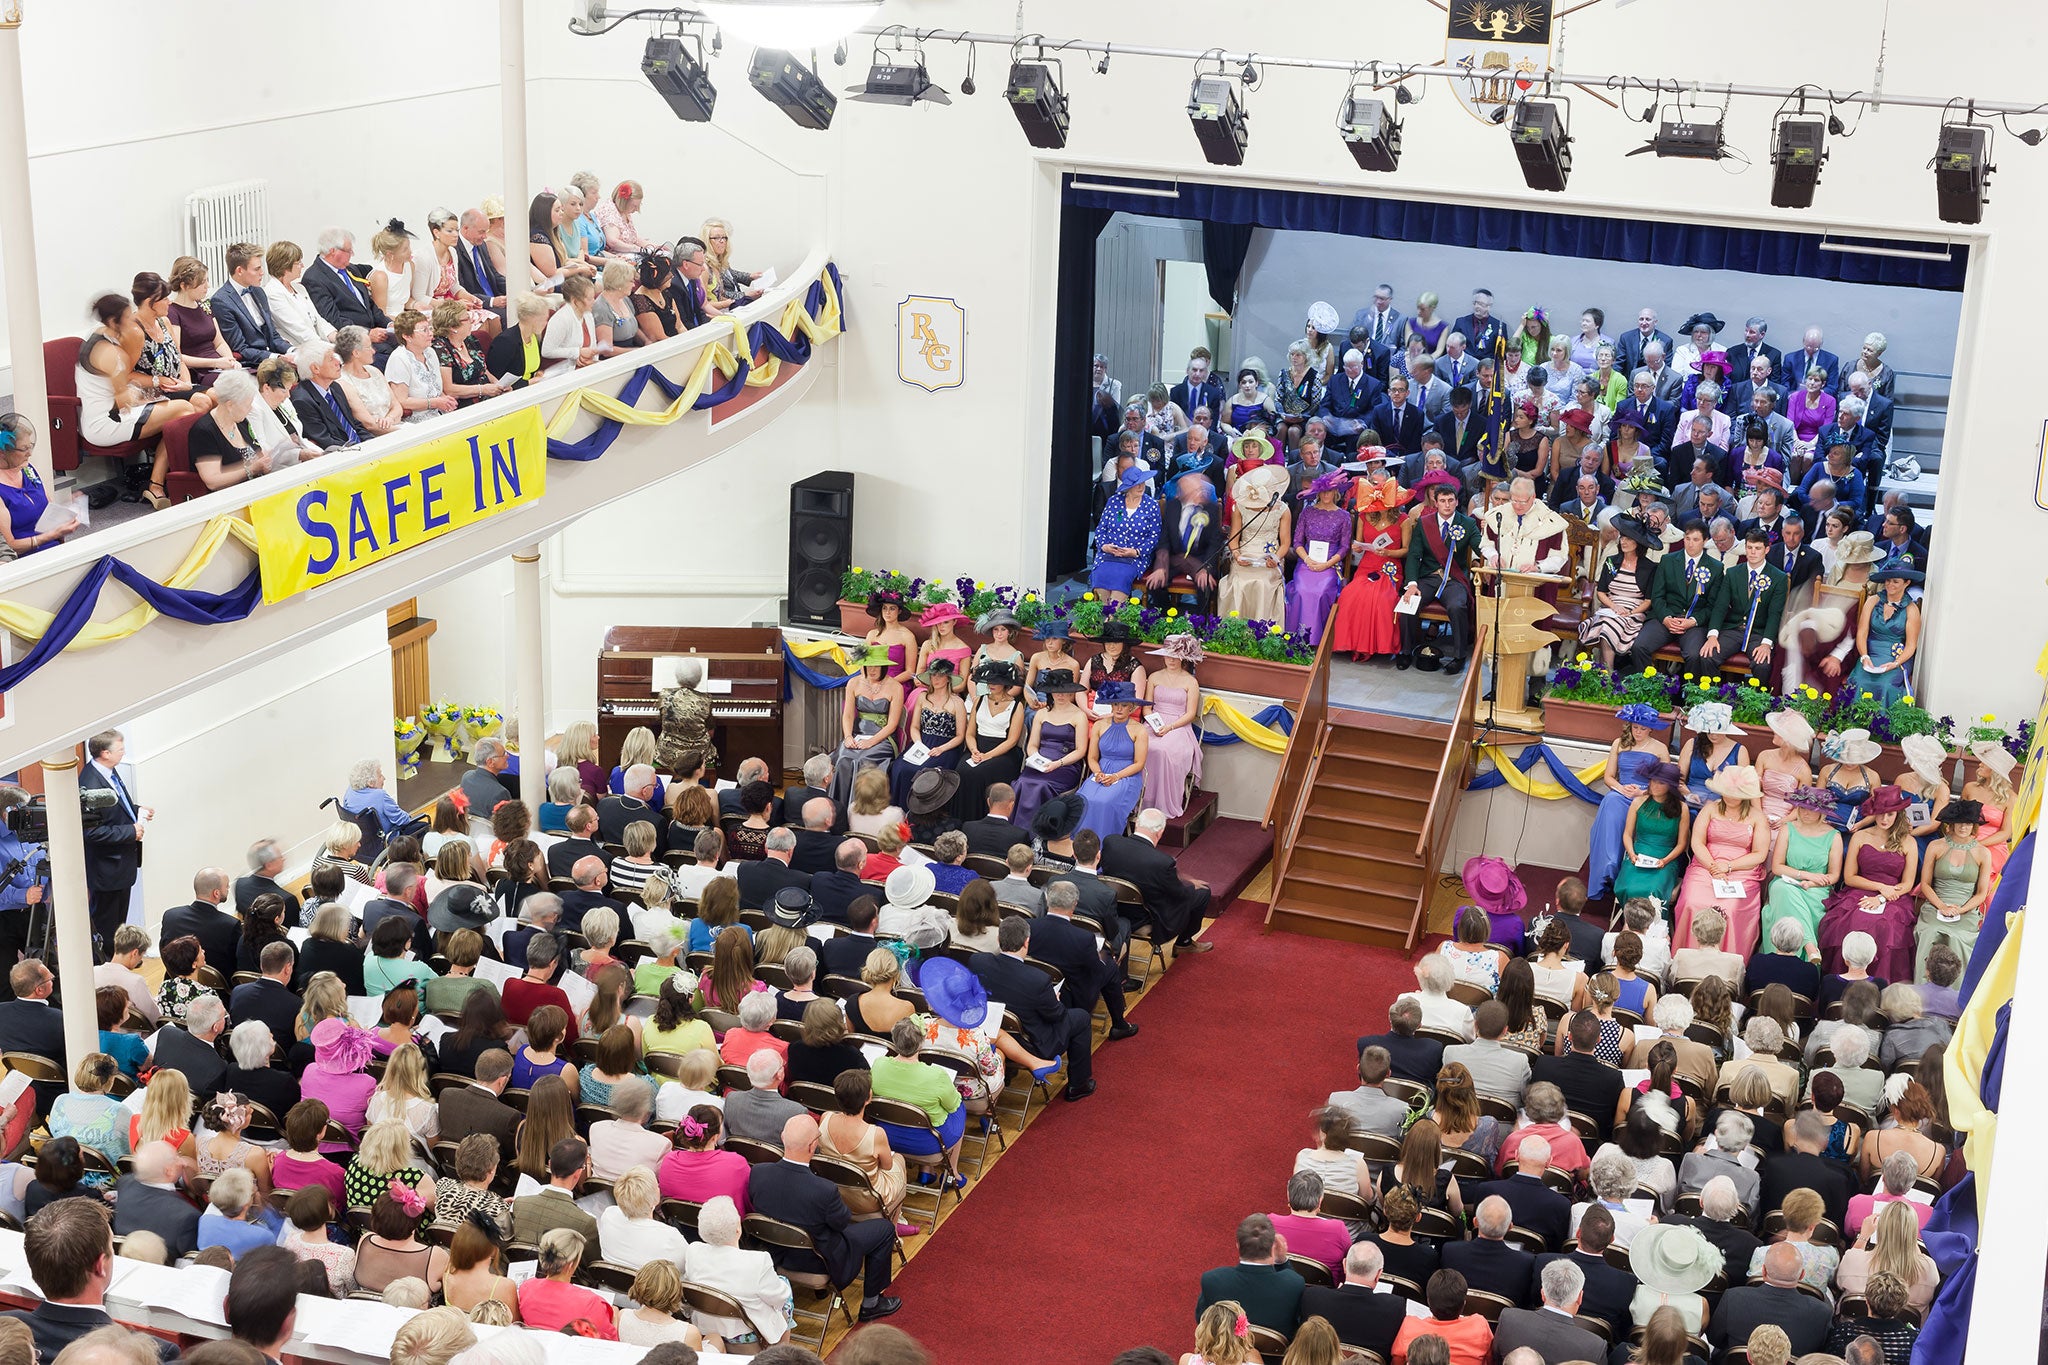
xmin=917 ymin=1014 xmax=1002 ymax=1106
xmin=434 ymin=336 xmax=492 ymax=409
xmin=157 ymin=978 xmax=219 ymax=1027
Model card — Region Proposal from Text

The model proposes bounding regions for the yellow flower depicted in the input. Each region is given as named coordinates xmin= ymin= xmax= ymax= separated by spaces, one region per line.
xmin=1863 ymin=692 xmax=1875 ymax=700
xmin=1643 ymin=667 xmax=1656 ymax=677
xmin=976 ymin=581 xmax=986 ymax=589
xmin=1684 ymin=673 xmax=1695 ymax=681
xmin=1577 ymin=653 xmax=1590 ymax=663
xmin=1903 ymin=695 xmax=1915 ymax=704
xmin=1023 ymin=592 xmax=1036 ymax=601
xmin=1982 ymin=713 xmax=1997 ymax=723
xmin=851 ymin=566 xmax=862 ymax=573
xmin=1230 ymin=610 xmax=1241 ymax=618
xmin=1167 ymin=607 xmax=1178 ymax=617
xmin=1082 ymin=592 xmax=1095 ymax=602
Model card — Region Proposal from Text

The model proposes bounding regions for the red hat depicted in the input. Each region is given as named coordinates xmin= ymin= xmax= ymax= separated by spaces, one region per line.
xmin=1559 ymin=408 xmax=1593 ymax=433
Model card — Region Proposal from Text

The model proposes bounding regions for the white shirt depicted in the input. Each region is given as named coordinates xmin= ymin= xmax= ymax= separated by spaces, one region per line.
xmin=682 ymin=1242 xmax=791 ymax=1343
xmin=365 ymin=1090 xmax=439 ymax=1146
xmin=664 ymin=866 xmax=732 ymax=903
xmin=94 ymin=961 xmax=159 ymax=1024
xmin=264 ymin=277 xmax=336 ymax=350
xmin=654 ymin=1083 xmax=723 ymax=1123
xmin=383 ymin=347 xmax=445 ymax=420
xmin=246 ymin=400 xmax=314 ymax=465
xmin=598 ymin=1207 xmax=688 ymax=1272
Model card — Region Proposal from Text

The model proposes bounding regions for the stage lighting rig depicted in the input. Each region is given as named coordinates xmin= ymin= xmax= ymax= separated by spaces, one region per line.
xmin=848 ymin=27 xmax=950 ymax=105
xmin=641 ymin=27 xmax=717 ymax=122
xmin=1005 ymin=45 xmax=1071 ymax=149
xmin=1188 ymin=55 xmax=1251 ymax=166
xmin=1337 ymin=81 xmax=1402 ymax=173
xmin=750 ymin=48 xmax=837 ymax=129
xmin=1932 ymin=118 xmax=1992 ymax=223
xmin=1509 ymin=95 xmax=1572 ymax=192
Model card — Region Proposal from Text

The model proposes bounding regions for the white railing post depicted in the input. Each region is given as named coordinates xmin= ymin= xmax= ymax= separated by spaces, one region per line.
xmin=500 ymin=0 xmax=529 ymax=266
xmin=0 ymin=6 xmax=50 ymax=486
xmin=39 ymin=748 xmax=99 ymax=1090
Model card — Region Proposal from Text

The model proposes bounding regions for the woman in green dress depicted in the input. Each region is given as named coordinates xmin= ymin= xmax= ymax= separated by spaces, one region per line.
xmin=1914 ymin=799 xmax=1992 ymax=982
xmin=1615 ymin=760 xmax=1690 ymax=906
xmin=1762 ymin=785 xmax=1843 ymax=952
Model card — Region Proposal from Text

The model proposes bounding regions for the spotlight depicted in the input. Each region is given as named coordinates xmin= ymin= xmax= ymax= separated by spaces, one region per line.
xmin=641 ymin=34 xmax=716 ymax=122
xmin=1933 ymin=122 xmax=1992 ymax=223
xmin=833 ymin=40 xmax=847 ymax=66
xmin=1006 ymin=59 xmax=1070 ymax=149
xmin=848 ymin=54 xmax=950 ymax=105
xmin=1337 ymin=89 xmax=1402 ymax=173
xmin=749 ymin=48 xmax=837 ymax=130
xmin=1769 ymin=113 xmax=1828 ymax=208
xmin=1187 ymin=72 xmax=1250 ymax=166
xmin=1632 ymin=104 xmax=1726 ymax=160
xmin=1509 ymin=97 xmax=1572 ymax=191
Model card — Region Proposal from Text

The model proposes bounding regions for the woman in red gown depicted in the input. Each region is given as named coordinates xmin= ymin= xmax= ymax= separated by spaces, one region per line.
xmin=1329 ymin=455 xmax=1413 ymax=660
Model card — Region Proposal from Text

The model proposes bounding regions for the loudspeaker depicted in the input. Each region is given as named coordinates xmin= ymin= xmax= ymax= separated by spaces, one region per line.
xmin=788 ymin=471 xmax=855 ymax=627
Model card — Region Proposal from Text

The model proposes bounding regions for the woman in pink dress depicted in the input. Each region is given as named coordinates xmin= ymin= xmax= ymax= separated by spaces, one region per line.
xmin=1756 ymin=709 xmax=1815 ymax=829
xmin=1141 ymin=635 xmax=1205 ymax=819
xmin=1818 ymin=786 xmax=1920 ymax=980
xmin=1672 ymin=766 xmax=1772 ymax=956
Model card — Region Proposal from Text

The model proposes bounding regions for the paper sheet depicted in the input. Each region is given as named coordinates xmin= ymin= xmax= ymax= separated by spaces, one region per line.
xmin=1710 ymin=878 xmax=1745 ymax=899
xmin=296 ymin=1296 xmax=420 ymax=1356
xmin=1023 ymin=753 xmax=1055 ymax=771
xmin=347 ymin=996 xmax=384 ymax=1029
xmin=901 ymin=742 xmax=932 ymax=766
xmin=558 ymin=967 xmax=597 ymax=1016
xmin=475 ymin=954 xmax=520 ymax=986
xmin=1308 ymin=539 xmax=1331 ymax=564
xmin=34 ymin=493 xmax=87 ymax=535
xmin=336 ymin=879 xmax=377 ymax=914
xmin=752 ymin=267 xmax=779 ymax=291
xmin=0 ymin=1071 xmax=31 ymax=1107
xmin=1394 ymin=595 xmax=1420 ymax=615
xmin=106 ymin=1261 xmax=229 ymax=1325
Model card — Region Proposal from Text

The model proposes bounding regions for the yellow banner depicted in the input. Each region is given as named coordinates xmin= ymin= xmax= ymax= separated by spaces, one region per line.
xmin=250 ymin=408 xmax=547 ymax=603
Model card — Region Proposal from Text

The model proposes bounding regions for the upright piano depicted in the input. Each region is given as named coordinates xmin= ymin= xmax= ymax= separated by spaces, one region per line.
xmin=597 ymin=627 xmax=785 ymax=779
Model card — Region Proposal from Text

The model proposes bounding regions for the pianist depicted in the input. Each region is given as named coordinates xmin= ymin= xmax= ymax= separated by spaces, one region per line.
xmin=655 ymin=657 xmax=718 ymax=777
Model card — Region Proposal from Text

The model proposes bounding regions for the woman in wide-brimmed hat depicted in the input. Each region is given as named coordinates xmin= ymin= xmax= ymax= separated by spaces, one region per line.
xmin=861 ymin=588 xmax=918 ymax=688
xmin=1140 ymin=635 xmax=1205 ymax=821
xmin=1673 ymin=764 xmax=1771 ymax=956
xmin=1023 ymin=616 xmax=1077 ymax=709
xmin=1818 ymin=785 xmax=1920 ymax=980
xmin=914 ymin=601 xmax=972 ymax=696
xmin=1615 ymin=759 xmax=1691 ymax=906
xmin=1844 ymin=563 xmax=1922 ymax=708
xmin=1628 ymin=1223 xmax=1723 ymax=1335
xmin=1756 ymin=709 xmax=1817 ymax=828
xmin=1285 ymin=471 xmax=1352 ymax=647
xmin=829 ymin=646 xmax=905 ymax=806
xmin=1075 ymin=680 xmax=1150 ymax=842
xmin=1090 ymin=468 xmax=1161 ymax=607
xmin=888 ymin=657 xmax=968 ymax=812
xmin=1675 ymin=702 xmax=1751 ymax=810
xmin=951 ymin=659 xmax=1027 ymax=822
xmin=1762 ymin=784 xmax=1844 ymax=954
xmin=1914 ymin=798 xmax=1992 ymax=979
xmin=1328 ymin=464 xmax=1412 ymax=661
xmin=1893 ymin=733 xmax=1952 ymax=854
xmin=1962 ymin=738 xmax=2017 ymax=880
xmin=1586 ymin=703 xmax=1674 ymax=901
xmin=1455 ymin=855 xmax=1527 ymax=968
xmin=1580 ymin=514 xmax=1657 ymax=669
xmin=1010 ymin=668 xmax=1090 ymax=828
xmin=1818 ymin=728 xmax=1883 ymax=830
xmin=970 ymin=607 xmax=1027 ymax=703
xmin=1217 ymin=461 xmax=1291 ymax=625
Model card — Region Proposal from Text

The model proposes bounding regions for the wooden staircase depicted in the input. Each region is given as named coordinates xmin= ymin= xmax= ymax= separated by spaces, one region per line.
xmin=1263 ymin=625 xmax=1485 ymax=950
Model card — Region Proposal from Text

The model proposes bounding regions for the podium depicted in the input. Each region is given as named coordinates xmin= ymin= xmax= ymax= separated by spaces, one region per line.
xmin=1474 ymin=565 xmax=1571 ymax=734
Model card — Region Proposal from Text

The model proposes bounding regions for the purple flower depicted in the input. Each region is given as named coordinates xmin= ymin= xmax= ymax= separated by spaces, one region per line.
xmin=1248 ymin=620 xmax=1272 ymax=640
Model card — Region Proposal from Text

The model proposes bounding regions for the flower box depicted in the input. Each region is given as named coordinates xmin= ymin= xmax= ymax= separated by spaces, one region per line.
xmin=1541 ymin=698 xmax=1649 ymax=746
xmin=836 ymin=600 xmax=876 ymax=638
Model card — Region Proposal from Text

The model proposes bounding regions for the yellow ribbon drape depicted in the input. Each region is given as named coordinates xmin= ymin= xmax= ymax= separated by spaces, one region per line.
xmin=545 ymin=267 xmax=844 ymax=441
xmin=1198 ymin=697 xmax=1292 ymax=754
xmin=784 ymin=635 xmax=859 ymax=674
xmin=1475 ymin=743 xmax=1609 ymax=800
xmin=0 ymin=515 xmax=259 ymax=652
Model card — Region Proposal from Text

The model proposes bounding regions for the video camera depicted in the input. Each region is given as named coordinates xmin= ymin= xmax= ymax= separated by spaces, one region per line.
xmin=5 ymin=789 xmax=118 ymax=843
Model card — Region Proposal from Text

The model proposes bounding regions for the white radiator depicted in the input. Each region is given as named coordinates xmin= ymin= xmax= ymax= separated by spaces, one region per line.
xmin=182 ymin=180 xmax=271 ymax=285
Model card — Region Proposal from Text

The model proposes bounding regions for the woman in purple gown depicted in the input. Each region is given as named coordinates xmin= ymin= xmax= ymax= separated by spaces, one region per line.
xmin=1817 ymin=786 xmax=1921 ymax=981
xmin=1010 ymin=669 xmax=1090 ymax=828
xmin=1285 ymin=472 xmax=1352 ymax=646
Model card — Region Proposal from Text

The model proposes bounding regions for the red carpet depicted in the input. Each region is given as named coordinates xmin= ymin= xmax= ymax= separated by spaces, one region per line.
xmin=858 ymin=899 xmax=1418 ymax=1364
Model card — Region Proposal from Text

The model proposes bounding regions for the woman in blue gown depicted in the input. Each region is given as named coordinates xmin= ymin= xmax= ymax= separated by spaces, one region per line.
xmin=1844 ymin=565 xmax=1921 ymax=708
xmin=1010 ymin=669 xmax=1090 ymax=828
xmin=1076 ymin=681 xmax=1151 ymax=842
xmin=1585 ymin=704 xmax=1674 ymax=900
xmin=1675 ymin=701 xmax=1749 ymax=809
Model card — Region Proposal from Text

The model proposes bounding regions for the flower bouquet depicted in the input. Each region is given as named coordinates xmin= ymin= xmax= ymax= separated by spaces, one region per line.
xmin=421 ymin=699 xmax=465 ymax=763
xmin=462 ymin=704 xmax=504 ymax=759
xmin=394 ymin=715 xmax=427 ymax=780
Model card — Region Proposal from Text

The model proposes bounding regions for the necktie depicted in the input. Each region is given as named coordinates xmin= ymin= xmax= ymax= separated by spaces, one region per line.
xmin=103 ymin=766 xmax=135 ymax=820
xmin=244 ymin=286 xmax=263 ymax=319
xmin=473 ymin=243 xmax=493 ymax=291
xmin=1441 ymin=518 xmax=1451 ymax=544
xmin=337 ymin=263 xmax=366 ymax=308
xmin=1373 ymin=310 xmax=1385 ymax=344
xmin=323 ymin=386 xmax=360 ymax=443
xmin=1686 ymin=558 xmax=1696 ymax=581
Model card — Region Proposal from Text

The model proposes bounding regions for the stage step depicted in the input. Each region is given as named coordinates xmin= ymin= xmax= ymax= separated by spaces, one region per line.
xmin=1267 ymin=895 xmax=1417 ymax=949
xmin=1160 ymin=786 xmax=1217 ymax=850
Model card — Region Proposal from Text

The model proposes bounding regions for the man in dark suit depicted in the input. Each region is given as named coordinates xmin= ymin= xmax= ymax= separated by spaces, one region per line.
xmin=1440 ymin=1197 xmax=1535 ymax=1303
xmin=228 ymin=943 xmax=301 ymax=1044
xmin=290 ymin=342 xmax=365 ymax=449
xmin=1768 ymin=513 xmax=1824 ymax=596
xmin=1707 ymin=1243 xmax=1833 ymax=1356
xmin=961 ymin=786 xmax=1030 ymax=858
xmin=1433 ymin=388 xmax=1487 ymax=466
xmin=1474 ymin=1142 xmax=1572 ymax=1250
xmin=1355 ymin=997 xmax=1444 ymax=1085
xmin=671 ymin=238 xmax=715 ymax=331
xmin=1101 ymin=810 xmax=1212 ymax=953
xmin=454 ymin=208 xmax=509 ymax=314
xmin=1435 ymin=331 xmax=1478 ymax=390
xmin=557 ymin=857 xmax=626 ymax=933
xmin=1031 ymin=880 xmax=1136 ymax=1040
xmin=1843 ymin=371 xmax=1895 ymax=451
xmin=971 ymin=918 xmax=1095 ymax=1098
xmin=1450 ymin=289 xmax=1507 ymax=359
xmin=155 ymin=994 xmax=231 ymax=1097
xmin=1614 ymin=372 xmax=1679 ymax=458
xmin=233 ymin=839 xmax=301 ymax=922
xmin=1531 ymin=1012 xmax=1623 ymax=1142
xmin=302 ymin=229 xmax=391 ymax=347
xmin=1777 ymin=327 xmax=1841 ymax=394
xmin=1146 ymin=469 xmax=1225 ymax=605
xmin=161 ymin=868 xmax=242 ymax=980
xmin=210 ymin=243 xmax=294 ymax=367
xmin=1703 ymin=530 xmax=1788 ymax=677
xmin=1550 ymin=470 xmax=1611 ymax=522
xmin=0 ymin=961 xmax=67 ymax=1107
xmin=1724 ymin=319 xmax=1783 ymax=393
xmin=1613 ymin=308 xmax=1675 ymax=376
xmin=749 ymin=1115 xmax=900 ymax=1321
xmin=1196 ymin=1214 xmax=1304 ymax=1337
xmin=1491 ymin=1261 xmax=1607 ymax=1365
xmin=1534 ymin=1205 xmax=1637 ymax=1340
xmin=1397 ymin=479 xmax=1480 ymax=674
xmin=1625 ymin=521 xmax=1721 ymax=673
xmin=439 ymin=1049 xmax=523 ymax=1166
xmin=1299 ymin=1242 xmax=1406 ymax=1358
xmin=79 ymin=729 xmax=146 ymax=957
xmin=362 ymin=865 xmax=434 ymax=960
xmin=1047 ymin=829 xmax=1121 ymax=928
xmin=1667 ymin=1175 xmax=1763 ymax=1283
xmin=818 ymin=897 xmax=880 ymax=979
xmin=115 ymin=1142 xmax=203 ymax=1259
xmin=717 ymin=758 xmax=786 ymax=825
xmin=226 ymin=1245 xmax=302 ymax=1364
xmin=735 ymin=829 xmax=811 ymax=911
xmin=547 ymin=805 xmax=605 ymax=879
xmin=777 ymin=758 xmax=836 ymax=835
xmin=1367 ymin=374 xmax=1426 ymax=456
xmin=1352 ymin=285 xmax=1405 ymax=351
xmin=2 ymin=1199 xmax=178 ymax=1362
xmin=1668 ymin=421 xmax=1729 ymax=496
xmin=1318 ymin=351 xmax=1381 ymax=451
xmin=787 ymin=799 xmax=841 ymax=875
xmin=597 ymin=771 xmax=669 ymax=847
xmin=1729 ymin=350 xmax=1784 ymax=416
xmin=1640 ymin=345 xmax=1684 ymax=406
xmin=1170 ymin=355 xmax=1227 ymax=424
xmin=808 ymin=840 xmax=869 ymax=925
xmin=1759 ymin=1112 xmax=1860 ymax=1228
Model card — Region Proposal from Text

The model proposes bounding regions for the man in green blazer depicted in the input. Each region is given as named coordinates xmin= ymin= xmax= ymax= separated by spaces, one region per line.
xmin=1398 ymin=476 xmax=1483 ymax=675
xmin=1627 ymin=519 xmax=1722 ymax=674
xmin=1704 ymin=527 xmax=1789 ymax=683
xmin=1197 ymin=1213 xmax=1305 ymax=1336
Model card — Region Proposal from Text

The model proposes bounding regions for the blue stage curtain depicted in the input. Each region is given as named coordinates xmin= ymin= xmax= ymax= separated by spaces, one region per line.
xmin=0 ymin=555 xmax=263 ymax=693
xmin=1065 ymin=178 xmax=1967 ymax=291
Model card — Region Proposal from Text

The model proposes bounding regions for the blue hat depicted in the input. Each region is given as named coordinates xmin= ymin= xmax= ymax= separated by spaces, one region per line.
xmin=1034 ymin=618 xmax=1071 ymax=640
xmin=1615 ymin=703 xmax=1670 ymax=730
xmin=1096 ymin=679 xmax=1151 ymax=708
xmin=921 ymin=957 xmax=988 ymax=1030
xmin=1117 ymin=467 xmax=1153 ymax=493
xmin=1871 ymin=563 xmax=1924 ymax=585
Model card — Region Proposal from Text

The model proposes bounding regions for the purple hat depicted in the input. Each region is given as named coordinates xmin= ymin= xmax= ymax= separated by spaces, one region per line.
xmin=1460 ymin=855 xmax=1527 ymax=915
xmin=1300 ymin=470 xmax=1350 ymax=501
xmin=1646 ymin=760 xmax=1683 ymax=786
xmin=1786 ymin=784 xmax=1836 ymax=814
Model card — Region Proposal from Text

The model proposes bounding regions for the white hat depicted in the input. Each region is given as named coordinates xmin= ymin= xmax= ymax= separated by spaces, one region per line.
xmin=1765 ymin=710 xmax=1814 ymax=751
xmin=1687 ymin=702 xmax=1744 ymax=737
xmin=1900 ymin=733 xmax=1948 ymax=788
xmin=1823 ymin=728 xmax=1882 ymax=766
xmin=1970 ymin=739 xmax=2018 ymax=782
xmin=1306 ymin=301 xmax=1340 ymax=333
xmin=884 ymin=862 xmax=936 ymax=910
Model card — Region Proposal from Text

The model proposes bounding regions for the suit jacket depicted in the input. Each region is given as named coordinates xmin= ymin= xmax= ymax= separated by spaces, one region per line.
xmin=1366 ymin=399 xmax=1426 ymax=455
xmin=1405 ymin=509 xmax=1480 ymax=587
xmin=1196 ymin=1262 xmax=1304 ymax=1336
xmin=1728 ymin=411 xmax=1796 ymax=463
xmin=1473 ymin=1172 xmax=1571 ymax=1250
xmin=968 ymin=951 xmax=1071 ymax=1061
xmin=303 ymin=256 xmax=388 ymax=335
xmin=514 ymin=1186 xmax=599 ymax=1245
xmin=1710 ymin=561 xmax=1789 ymax=655
xmin=735 ymin=859 xmax=811 ymax=911
xmin=3 ymin=1301 xmax=177 ymax=1365
xmin=291 ymin=380 xmax=363 ymax=450
xmin=78 ymin=762 xmax=142 ymax=892
xmin=160 ymin=900 xmax=242 ymax=975
xmin=1491 ymin=1306 xmax=1607 ymax=1365
xmin=1758 ymin=1149 xmax=1858 ymax=1229
xmin=440 ymin=1083 xmax=522 ymax=1166
xmin=557 ymin=889 xmax=624 ymax=933
xmin=1534 ymin=1249 xmax=1637 ymax=1337
xmin=362 ymin=898 xmax=434 ymax=961
xmin=1647 ymin=548 xmax=1723 ymax=623
xmin=154 ymin=1025 xmax=228 ymax=1097
xmin=209 ymin=281 xmax=291 ymax=364
xmin=769 ymin=786 xmax=822 ymax=831
xmin=961 ymin=815 xmax=1030 ymax=859
xmin=0 ymin=1000 xmax=65 ymax=1108
xmin=1667 ymin=442 xmax=1728 ymax=496
xmin=1671 ymin=478 xmax=1734 ymax=521
xmin=1171 ymin=377 xmax=1227 ymax=420
xmin=788 ymin=828 xmax=840 ymax=876
xmin=1859 ymin=393 xmax=1895 ymax=450
xmin=547 ymin=837 xmax=605 ymax=880
xmin=1439 ymin=1236 xmax=1534 ymax=1304
xmin=1451 ymin=313 xmax=1508 ymax=359
xmin=1435 ymin=350 xmax=1479 ymax=391
xmin=1708 ymin=1283 xmax=1832 ymax=1355
xmin=748 ymin=1159 xmax=868 ymax=1285
xmin=114 ymin=1179 xmax=202 ymax=1258
xmin=819 ymin=931 xmax=878 ymax=981
xmin=1029 ymin=913 xmax=1115 ymax=1013
xmin=1668 ymin=1212 xmax=1763 ymax=1283
xmin=1614 ymin=396 xmax=1679 ymax=455
xmin=1046 ymin=867 xmax=1120 ymax=926
xmin=807 ymin=870 xmax=867 ymax=924
xmin=1729 ymin=379 xmax=1785 ymax=415
xmin=1434 ymin=409 xmax=1487 ymax=464
xmin=1154 ymin=495 xmax=1225 ymax=583
xmin=454 ymin=237 xmax=506 ymax=305
xmin=1355 ymin=1030 xmax=1445 ymax=1086
xmin=1530 ymin=1052 xmax=1623 ymax=1143
xmin=233 ymin=874 xmax=301 ymax=921
xmin=1299 ymin=1283 xmax=1406 ymax=1358
xmin=1100 ymin=833 xmax=1202 ymax=939
xmin=1352 ymin=304 xmax=1407 ymax=347
xmin=1318 ymin=369 xmax=1381 ymax=428
xmin=1768 ymin=541 xmax=1823 ymax=594
xmin=1442 ymin=1039 xmax=1532 ymax=1104
xmin=1641 ymin=366 xmax=1685 ymax=407
xmin=1614 ymin=328 xmax=1676 ymax=375
xmin=1778 ymin=348 xmax=1842 ymax=394
xmin=596 ymin=795 xmax=668 ymax=848
xmin=228 ymin=978 xmax=302 ymax=1046
xmin=1724 ymin=341 xmax=1783 ymax=387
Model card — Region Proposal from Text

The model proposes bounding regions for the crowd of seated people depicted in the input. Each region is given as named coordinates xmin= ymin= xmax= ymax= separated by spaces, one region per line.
xmin=34 ymin=179 xmax=767 ymax=545
xmin=1200 ymin=835 xmax=1982 ymax=1364
xmin=1087 ymin=293 xmax=1927 ymax=691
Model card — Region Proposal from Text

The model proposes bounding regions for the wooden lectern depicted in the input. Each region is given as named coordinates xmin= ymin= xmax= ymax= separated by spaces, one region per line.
xmin=1473 ymin=566 xmax=1571 ymax=734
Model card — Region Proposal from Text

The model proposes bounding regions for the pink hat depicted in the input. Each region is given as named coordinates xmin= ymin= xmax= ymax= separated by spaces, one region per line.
xmin=1461 ymin=855 xmax=1527 ymax=915
xmin=310 ymin=1017 xmax=373 ymax=1074
xmin=917 ymin=601 xmax=968 ymax=629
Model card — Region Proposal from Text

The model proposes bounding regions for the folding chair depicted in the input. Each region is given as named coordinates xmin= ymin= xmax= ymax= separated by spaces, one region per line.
xmin=1247 ymin=1324 xmax=1291 ymax=1363
xmin=921 ymin=1047 xmax=1005 ymax=1168
xmin=865 ymin=1096 xmax=955 ymax=1223
xmin=1463 ymin=1288 xmax=1517 ymax=1323
xmin=808 ymin=1152 xmax=913 ymax=1261
xmin=724 ymin=1135 xmax=784 ymax=1166
xmin=740 ymin=1214 xmax=852 ymax=1353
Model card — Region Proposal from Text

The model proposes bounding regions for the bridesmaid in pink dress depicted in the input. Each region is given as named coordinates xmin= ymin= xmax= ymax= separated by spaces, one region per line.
xmin=1817 ymin=786 xmax=1920 ymax=980
xmin=1756 ymin=710 xmax=1815 ymax=829
xmin=1672 ymin=765 xmax=1773 ymax=956
xmin=1140 ymin=635 xmax=1206 ymax=819
xmin=1963 ymin=742 xmax=2018 ymax=882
